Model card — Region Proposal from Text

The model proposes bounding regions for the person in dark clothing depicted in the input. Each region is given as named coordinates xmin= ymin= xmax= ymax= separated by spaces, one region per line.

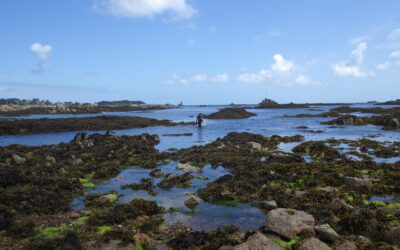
xmin=196 ymin=113 xmax=204 ymax=128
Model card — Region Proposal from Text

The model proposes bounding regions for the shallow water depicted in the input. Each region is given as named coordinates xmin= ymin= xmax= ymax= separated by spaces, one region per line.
xmin=2 ymin=104 xmax=400 ymax=231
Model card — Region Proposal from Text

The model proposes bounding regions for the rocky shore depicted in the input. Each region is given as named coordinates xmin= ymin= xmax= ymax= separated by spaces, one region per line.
xmin=0 ymin=132 xmax=399 ymax=249
xmin=0 ymin=116 xmax=195 ymax=136
xmin=0 ymin=104 xmax=168 ymax=117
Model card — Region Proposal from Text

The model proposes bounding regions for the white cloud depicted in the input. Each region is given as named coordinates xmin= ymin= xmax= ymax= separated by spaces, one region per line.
xmin=332 ymin=42 xmax=374 ymax=78
xmin=271 ymin=54 xmax=294 ymax=73
xmin=190 ymin=74 xmax=208 ymax=82
xmin=390 ymin=50 xmax=400 ymax=57
xmin=93 ymin=0 xmax=196 ymax=19
xmin=376 ymin=62 xmax=390 ymax=70
xmin=237 ymin=54 xmax=320 ymax=86
xmin=211 ymin=73 xmax=229 ymax=82
xmin=30 ymin=42 xmax=52 ymax=73
xmin=388 ymin=28 xmax=400 ymax=40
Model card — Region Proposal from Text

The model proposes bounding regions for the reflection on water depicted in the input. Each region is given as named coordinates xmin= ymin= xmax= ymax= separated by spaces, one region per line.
xmin=72 ymin=162 xmax=266 ymax=231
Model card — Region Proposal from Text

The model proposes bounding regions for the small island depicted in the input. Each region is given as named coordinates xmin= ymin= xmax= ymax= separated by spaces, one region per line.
xmin=255 ymin=98 xmax=310 ymax=109
xmin=206 ymin=108 xmax=257 ymax=119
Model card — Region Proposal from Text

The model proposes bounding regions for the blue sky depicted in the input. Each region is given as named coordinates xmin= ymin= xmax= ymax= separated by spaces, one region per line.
xmin=1 ymin=0 xmax=400 ymax=104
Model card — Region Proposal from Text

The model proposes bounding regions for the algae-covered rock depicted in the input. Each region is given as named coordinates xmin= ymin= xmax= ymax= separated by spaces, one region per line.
xmin=263 ymin=208 xmax=315 ymax=240
xmin=176 ymin=162 xmax=202 ymax=173
xmin=206 ymin=108 xmax=256 ymax=119
xmin=232 ymin=231 xmax=285 ymax=250
xmin=184 ymin=196 xmax=202 ymax=210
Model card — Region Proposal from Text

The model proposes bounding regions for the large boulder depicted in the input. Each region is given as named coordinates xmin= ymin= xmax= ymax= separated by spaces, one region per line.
xmin=314 ymin=223 xmax=340 ymax=243
xmin=263 ymin=208 xmax=315 ymax=240
xmin=344 ymin=177 xmax=372 ymax=191
xmin=176 ymin=163 xmax=202 ymax=173
xmin=233 ymin=232 xmax=285 ymax=250
xmin=296 ymin=237 xmax=330 ymax=250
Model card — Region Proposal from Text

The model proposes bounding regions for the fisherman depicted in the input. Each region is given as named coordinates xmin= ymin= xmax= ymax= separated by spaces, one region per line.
xmin=196 ymin=113 xmax=204 ymax=128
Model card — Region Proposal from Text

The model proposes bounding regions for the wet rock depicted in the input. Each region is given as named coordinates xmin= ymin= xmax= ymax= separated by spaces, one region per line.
xmin=314 ymin=223 xmax=340 ymax=243
xmin=105 ymin=130 xmax=116 ymax=137
xmin=335 ymin=240 xmax=357 ymax=250
xmin=133 ymin=233 xmax=156 ymax=247
xmin=329 ymin=198 xmax=354 ymax=211
xmin=184 ymin=196 xmax=201 ymax=210
xmin=232 ymin=231 xmax=285 ymax=250
xmin=296 ymin=237 xmax=330 ymax=250
xmin=263 ymin=208 xmax=315 ymax=240
xmin=388 ymin=226 xmax=400 ymax=246
xmin=176 ymin=162 xmax=201 ymax=173
xmin=149 ymin=169 xmax=163 ymax=178
xmin=259 ymin=200 xmax=278 ymax=210
xmin=73 ymin=132 xmax=90 ymax=143
xmin=344 ymin=177 xmax=372 ymax=191
xmin=12 ymin=154 xmax=26 ymax=164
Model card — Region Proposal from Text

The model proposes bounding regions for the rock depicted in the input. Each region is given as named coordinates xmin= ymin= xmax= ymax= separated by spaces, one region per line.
xmin=184 ymin=196 xmax=201 ymax=209
xmin=45 ymin=155 xmax=56 ymax=163
xmin=317 ymin=186 xmax=337 ymax=193
xmin=260 ymin=200 xmax=278 ymax=210
xmin=72 ymin=158 xmax=83 ymax=165
xmin=176 ymin=163 xmax=201 ymax=173
xmin=82 ymin=240 xmax=136 ymax=250
xmin=149 ymin=169 xmax=163 ymax=178
xmin=344 ymin=177 xmax=372 ymax=191
xmin=133 ymin=233 xmax=156 ymax=247
xmin=264 ymin=208 xmax=315 ymax=240
xmin=233 ymin=232 xmax=285 ymax=250
xmin=219 ymin=246 xmax=233 ymax=250
xmin=296 ymin=237 xmax=331 ymax=250
xmin=314 ymin=223 xmax=340 ymax=243
xmin=12 ymin=154 xmax=26 ymax=164
xmin=335 ymin=240 xmax=357 ymax=250
xmin=248 ymin=142 xmax=263 ymax=151
xmin=388 ymin=226 xmax=400 ymax=246
xmin=70 ymin=211 xmax=81 ymax=219
xmin=105 ymin=130 xmax=116 ymax=137
xmin=295 ymin=191 xmax=307 ymax=197
xmin=329 ymin=198 xmax=354 ymax=211
xmin=73 ymin=132 xmax=89 ymax=143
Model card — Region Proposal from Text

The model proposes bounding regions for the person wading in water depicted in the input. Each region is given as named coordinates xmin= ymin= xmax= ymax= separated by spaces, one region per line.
xmin=196 ymin=113 xmax=204 ymax=128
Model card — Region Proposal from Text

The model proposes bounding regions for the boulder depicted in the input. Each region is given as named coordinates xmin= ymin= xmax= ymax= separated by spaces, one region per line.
xmin=314 ymin=223 xmax=340 ymax=243
xmin=176 ymin=163 xmax=201 ymax=173
xmin=317 ymin=186 xmax=337 ymax=193
xmin=184 ymin=196 xmax=202 ymax=209
xmin=264 ymin=208 xmax=315 ymax=240
xmin=344 ymin=177 xmax=372 ymax=191
xmin=12 ymin=154 xmax=26 ymax=165
xmin=233 ymin=232 xmax=285 ymax=250
xmin=296 ymin=237 xmax=330 ymax=250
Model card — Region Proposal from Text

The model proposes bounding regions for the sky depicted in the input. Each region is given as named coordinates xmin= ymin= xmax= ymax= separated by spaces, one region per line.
xmin=1 ymin=0 xmax=400 ymax=105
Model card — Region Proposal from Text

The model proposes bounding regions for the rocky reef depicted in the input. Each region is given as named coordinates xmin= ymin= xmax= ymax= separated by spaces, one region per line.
xmin=0 ymin=115 xmax=195 ymax=136
xmin=323 ymin=113 xmax=400 ymax=130
xmin=255 ymin=98 xmax=310 ymax=109
xmin=206 ymin=108 xmax=257 ymax=119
